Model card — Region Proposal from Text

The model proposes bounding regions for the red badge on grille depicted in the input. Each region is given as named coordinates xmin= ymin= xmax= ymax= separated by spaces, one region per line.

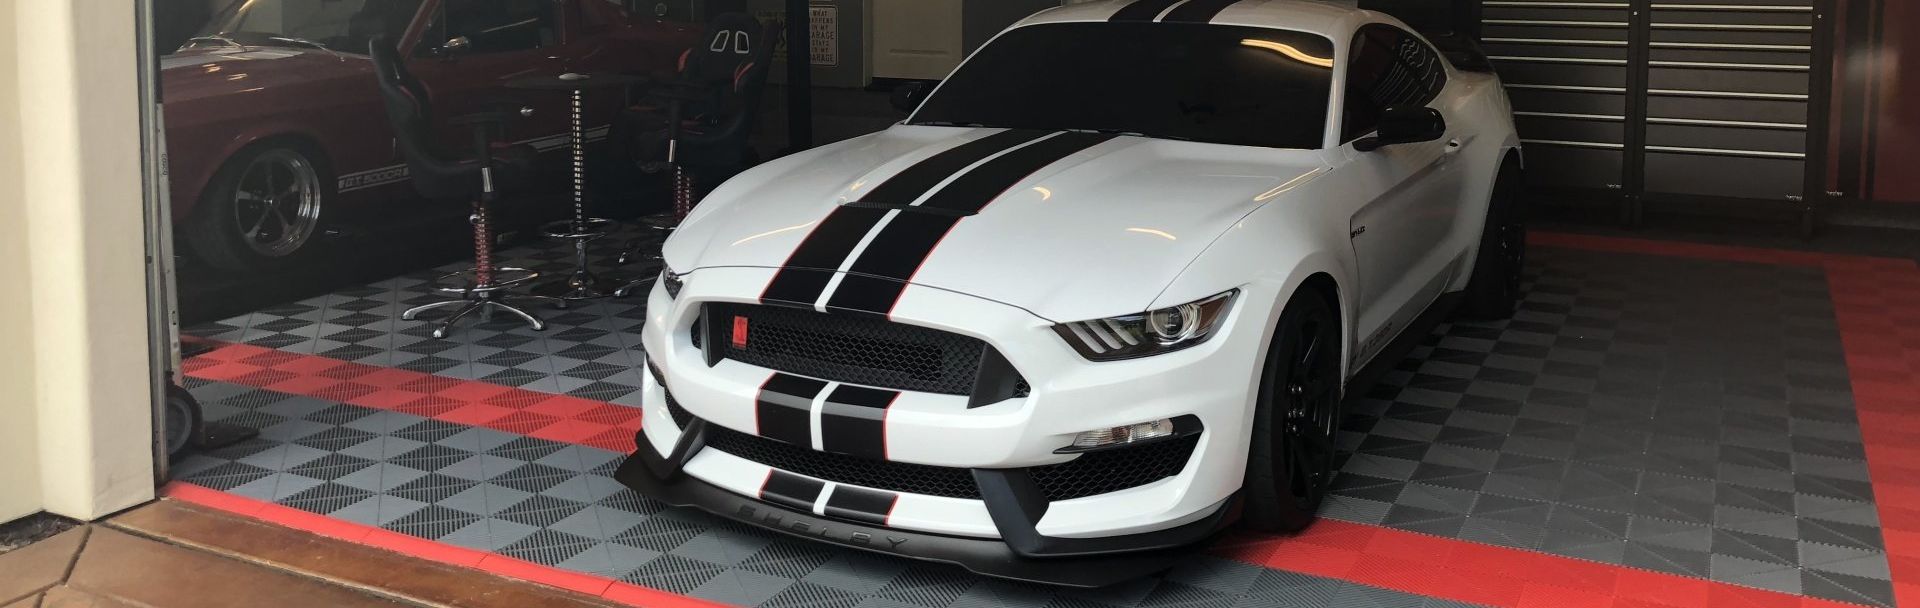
xmin=731 ymin=316 xmax=749 ymax=349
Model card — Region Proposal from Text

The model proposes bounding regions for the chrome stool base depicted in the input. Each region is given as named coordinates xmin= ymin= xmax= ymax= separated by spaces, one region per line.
xmin=403 ymin=268 xmax=563 ymax=339
xmin=613 ymin=214 xmax=678 ymax=298
xmin=533 ymin=218 xmax=627 ymax=300
xmin=611 ymin=269 xmax=660 ymax=298
xmin=531 ymin=267 xmax=632 ymax=301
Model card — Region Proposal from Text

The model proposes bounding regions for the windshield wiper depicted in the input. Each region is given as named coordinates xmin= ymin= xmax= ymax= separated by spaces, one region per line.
xmin=1068 ymin=128 xmax=1195 ymax=142
xmin=267 ymin=36 xmax=346 ymax=60
xmin=185 ymin=34 xmax=241 ymax=48
xmin=912 ymin=120 xmax=987 ymax=128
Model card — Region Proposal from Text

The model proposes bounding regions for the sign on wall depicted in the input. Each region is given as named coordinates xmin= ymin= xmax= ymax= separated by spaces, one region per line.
xmin=755 ymin=3 xmax=839 ymax=66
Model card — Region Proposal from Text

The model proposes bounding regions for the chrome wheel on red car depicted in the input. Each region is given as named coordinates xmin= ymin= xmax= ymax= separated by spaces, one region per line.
xmin=232 ymin=149 xmax=324 ymax=258
xmin=186 ymin=142 xmax=333 ymax=272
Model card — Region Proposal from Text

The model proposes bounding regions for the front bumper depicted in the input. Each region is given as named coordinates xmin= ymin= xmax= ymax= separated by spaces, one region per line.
xmin=616 ymin=266 xmax=1272 ymax=584
xmin=614 ymin=415 xmax=1238 ymax=587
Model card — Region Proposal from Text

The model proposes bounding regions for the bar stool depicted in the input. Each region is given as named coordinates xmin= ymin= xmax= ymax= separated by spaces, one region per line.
xmin=370 ymin=36 xmax=562 ymax=338
xmin=505 ymin=72 xmax=649 ymax=301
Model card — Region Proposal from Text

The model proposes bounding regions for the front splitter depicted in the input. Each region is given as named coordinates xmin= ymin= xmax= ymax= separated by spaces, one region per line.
xmin=613 ymin=422 xmax=1229 ymax=588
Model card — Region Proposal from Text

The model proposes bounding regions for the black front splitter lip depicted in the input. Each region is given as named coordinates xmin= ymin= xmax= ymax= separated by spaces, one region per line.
xmin=613 ymin=427 xmax=1231 ymax=588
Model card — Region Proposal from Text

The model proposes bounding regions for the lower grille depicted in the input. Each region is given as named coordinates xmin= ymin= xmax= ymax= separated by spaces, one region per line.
xmin=705 ymin=424 xmax=982 ymax=498
xmin=664 ymin=390 xmax=694 ymax=429
xmin=699 ymin=420 xmax=1200 ymax=502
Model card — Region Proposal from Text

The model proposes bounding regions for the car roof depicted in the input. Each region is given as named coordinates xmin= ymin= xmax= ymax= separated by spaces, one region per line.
xmin=1019 ymin=0 xmax=1390 ymax=40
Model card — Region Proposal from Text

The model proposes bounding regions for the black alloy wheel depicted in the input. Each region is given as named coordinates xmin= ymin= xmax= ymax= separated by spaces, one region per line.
xmin=1461 ymin=161 xmax=1526 ymax=320
xmin=1243 ymin=290 xmax=1342 ymax=533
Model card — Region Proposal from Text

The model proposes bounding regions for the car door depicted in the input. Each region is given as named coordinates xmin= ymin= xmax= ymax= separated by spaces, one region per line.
xmin=405 ymin=0 xmax=571 ymax=148
xmin=1343 ymin=24 xmax=1469 ymax=364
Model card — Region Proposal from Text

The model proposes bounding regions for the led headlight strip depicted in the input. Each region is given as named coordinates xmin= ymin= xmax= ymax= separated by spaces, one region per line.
xmin=1053 ymin=290 xmax=1238 ymax=361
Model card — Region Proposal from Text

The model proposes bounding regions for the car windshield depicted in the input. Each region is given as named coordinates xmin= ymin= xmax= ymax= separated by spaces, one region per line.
xmin=188 ymin=0 xmax=425 ymax=54
xmin=910 ymin=22 xmax=1336 ymax=150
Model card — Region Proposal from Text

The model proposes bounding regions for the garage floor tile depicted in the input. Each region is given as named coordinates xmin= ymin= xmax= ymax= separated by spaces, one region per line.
xmin=176 ymin=232 xmax=1913 ymax=607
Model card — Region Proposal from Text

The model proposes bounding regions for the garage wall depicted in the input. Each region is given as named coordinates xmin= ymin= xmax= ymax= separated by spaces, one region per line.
xmin=0 ymin=0 xmax=43 ymax=524
xmin=1 ymin=0 xmax=158 ymax=522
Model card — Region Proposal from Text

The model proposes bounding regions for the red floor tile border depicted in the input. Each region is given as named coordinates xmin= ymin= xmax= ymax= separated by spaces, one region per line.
xmin=183 ymin=342 xmax=644 ymax=453
xmin=1538 ymin=230 xmax=1920 ymax=608
xmin=1215 ymin=520 xmax=1862 ymax=608
xmin=162 ymin=482 xmax=733 ymax=608
xmin=176 ymin=232 xmax=1920 ymax=608
xmin=1529 ymin=231 xmax=1838 ymax=268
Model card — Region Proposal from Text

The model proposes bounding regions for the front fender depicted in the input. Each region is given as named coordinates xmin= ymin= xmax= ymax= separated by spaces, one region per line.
xmin=1152 ymin=192 xmax=1362 ymax=401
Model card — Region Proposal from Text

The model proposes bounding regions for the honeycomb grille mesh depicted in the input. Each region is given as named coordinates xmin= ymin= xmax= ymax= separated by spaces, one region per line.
xmin=1030 ymin=435 xmax=1201 ymax=501
xmin=707 ymin=303 xmax=987 ymax=396
xmin=665 ymin=390 xmax=694 ymax=429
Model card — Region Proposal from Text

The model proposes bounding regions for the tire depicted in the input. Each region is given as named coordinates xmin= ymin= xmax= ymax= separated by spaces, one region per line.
xmin=1458 ymin=159 xmax=1526 ymax=320
xmin=164 ymin=384 xmax=203 ymax=458
xmin=1243 ymin=288 xmax=1343 ymax=533
xmin=185 ymin=142 xmax=331 ymax=272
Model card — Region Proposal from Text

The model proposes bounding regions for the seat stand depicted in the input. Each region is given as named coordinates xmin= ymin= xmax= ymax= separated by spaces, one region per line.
xmin=613 ymin=213 xmax=678 ymax=297
xmin=403 ymin=165 xmax=563 ymax=339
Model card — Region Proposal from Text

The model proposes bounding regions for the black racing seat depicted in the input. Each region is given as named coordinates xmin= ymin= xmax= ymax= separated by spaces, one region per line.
xmin=610 ymin=12 xmax=775 ymax=183
xmin=369 ymin=35 xmax=538 ymax=200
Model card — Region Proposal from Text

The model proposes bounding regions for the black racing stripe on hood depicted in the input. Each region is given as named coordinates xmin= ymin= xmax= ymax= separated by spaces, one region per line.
xmin=825 ymin=132 xmax=1120 ymax=316
xmin=1161 ymin=0 xmax=1247 ymax=22
xmin=862 ymin=129 xmax=1052 ymax=205
xmin=759 ymin=129 xmax=1048 ymax=306
xmin=759 ymin=206 xmax=889 ymax=305
xmin=1109 ymin=0 xmax=1183 ymax=21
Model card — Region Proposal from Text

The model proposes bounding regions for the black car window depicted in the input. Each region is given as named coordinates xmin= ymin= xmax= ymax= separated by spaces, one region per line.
xmin=193 ymin=0 xmax=424 ymax=54
xmin=1341 ymin=24 xmax=1447 ymax=143
xmin=910 ymin=22 xmax=1336 ymax=150
xmin=432 ymin=0 xmax=560 ymax=53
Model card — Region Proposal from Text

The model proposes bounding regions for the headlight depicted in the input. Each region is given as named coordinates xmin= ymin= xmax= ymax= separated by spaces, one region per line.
xmin=661 ymin=267 xmax=684 ymax=299
xmin=1053 ymin=290 xmax=1237 ymax=361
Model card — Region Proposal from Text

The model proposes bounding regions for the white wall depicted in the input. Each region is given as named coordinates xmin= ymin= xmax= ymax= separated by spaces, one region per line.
xmin=872 ymin=0 xmax=964 ymax=80
xmin=0 ymin=0 xmax=44 ymax=524
xmin=0 ymin=0 xmax=158 ymax=522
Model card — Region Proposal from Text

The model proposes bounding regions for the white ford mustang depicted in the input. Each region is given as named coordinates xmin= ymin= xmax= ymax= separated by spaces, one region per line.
xmin=617 ymin=0 xmax=1524 ymax=586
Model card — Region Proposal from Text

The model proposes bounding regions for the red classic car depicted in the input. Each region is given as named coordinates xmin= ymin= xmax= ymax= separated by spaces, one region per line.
xmin=164 ymin=0 xmax=697 ymax=270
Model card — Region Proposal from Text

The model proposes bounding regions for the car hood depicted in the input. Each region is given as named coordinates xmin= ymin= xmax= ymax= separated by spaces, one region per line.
xmin=671 ymin=126 xmax=1333 ymax=322
xmin=160 ymin=46 xmax=365 ymax=105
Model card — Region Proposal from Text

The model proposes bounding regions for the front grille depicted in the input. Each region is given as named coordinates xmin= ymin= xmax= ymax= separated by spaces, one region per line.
xmin=1031 ymin=435 xmax=1201 ymax=501
xmin=664 ymin=390 xmax=694 ymax=429
xmin=700 ymin=421 xmax=1200 ymax=502
xmin=705 ymin=424 xmax=982 ymax=498
xmin=705 ymin=303 xmax=993 ymax=396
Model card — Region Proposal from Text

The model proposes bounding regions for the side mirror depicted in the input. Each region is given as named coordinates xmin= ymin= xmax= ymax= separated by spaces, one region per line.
xmin=1354 ymin=106 xmax=1446 ymax=152
xmin=890 ymin=81 xmax=932 ymax=115
xmin=440 ymin=35 xmax=472 ymax=55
